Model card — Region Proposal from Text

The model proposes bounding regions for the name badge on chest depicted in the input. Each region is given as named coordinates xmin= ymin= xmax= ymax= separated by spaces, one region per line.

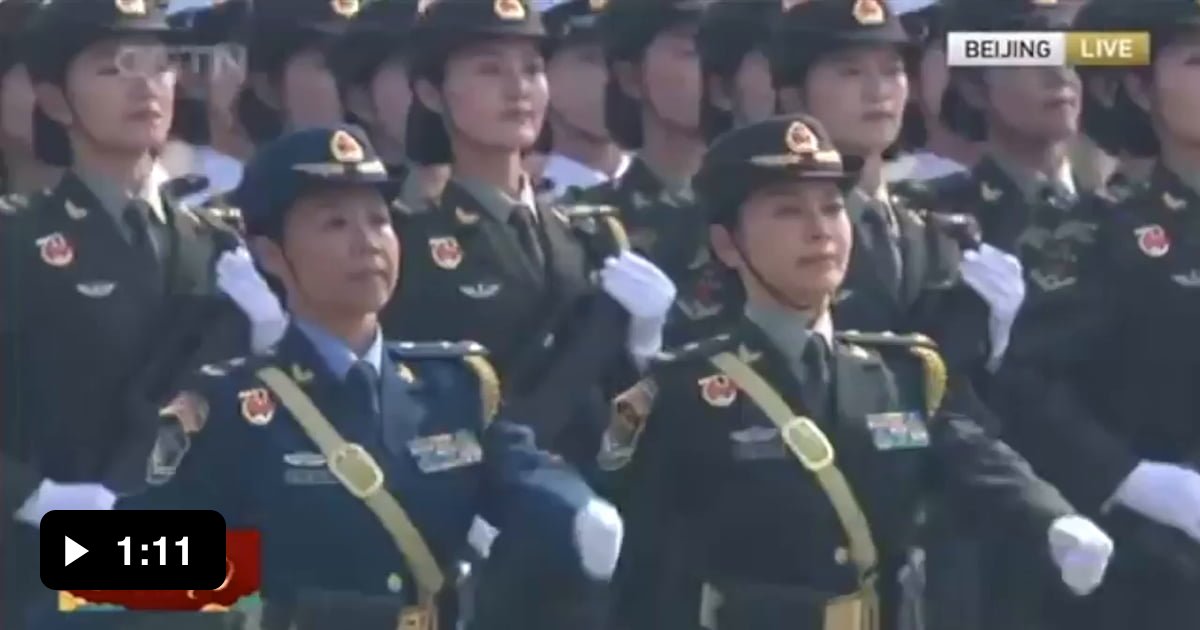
xmin=407 ymin=430 xmax=483 ymax=473
xmin=866 ymin=411 xmax=930 ymax=451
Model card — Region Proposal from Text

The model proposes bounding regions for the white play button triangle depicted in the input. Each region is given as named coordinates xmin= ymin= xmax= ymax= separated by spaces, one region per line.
xmin=64 ymin=536 xmax=88 ymax=567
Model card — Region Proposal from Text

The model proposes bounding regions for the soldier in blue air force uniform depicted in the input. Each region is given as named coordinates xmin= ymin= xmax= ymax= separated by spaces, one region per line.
xmin=122 ymin=125 xmax=624 ymax=630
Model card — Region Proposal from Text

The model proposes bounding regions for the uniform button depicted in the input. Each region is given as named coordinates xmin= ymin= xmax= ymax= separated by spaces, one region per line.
xmin=387 ymin=573 xmax=403 ymax=593
xmin=834 ymin=547 xmax=850 ymax=565
xmin=542 ymin=333 xmax=555 ymax=348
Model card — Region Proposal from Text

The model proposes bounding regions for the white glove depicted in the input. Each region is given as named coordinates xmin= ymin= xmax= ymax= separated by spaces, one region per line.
xmin=14 ymin=480 xmax=117 ymax=527
xmin=572 ymin=497 xmax=624 ymax=580
xmin=1112 ymin=461 xmax=1200 ymax=543
xmin=599 ymin=251 xmax=677 ymax=369
xmin=959 ymin=244 xmax=1025 ymax=372
xmin=1047 ymin=515 xmax=1114 ymax=596
xmin=216 ymin=247 xmax=288 ymax=353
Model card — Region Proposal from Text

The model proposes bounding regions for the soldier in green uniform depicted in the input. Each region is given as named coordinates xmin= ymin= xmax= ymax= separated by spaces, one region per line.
xmin=383 ymin=3 xmax=674 ymax=627
xmin=235 ymin=0 xmax=356 ymax=146
xmin=994 ymin=2 xmax=1200 ymax=629
xmin=328 ymin=0 xmax=450 ymax=208
xmin=385 ymin=0 xmax=674 ymax=465
xmin=933 ymin=0 xmax=1085 ymax=276
xmin=579 ymin=0 xmax=743 ymax=346
xmin=0 ymin=0 xmax=281 ymax=626
xmin=611 ymin=113 xmax=1115 ymax=630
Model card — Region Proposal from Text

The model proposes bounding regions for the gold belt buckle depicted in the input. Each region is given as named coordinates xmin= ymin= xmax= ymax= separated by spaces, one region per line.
xmin=782 ymin=416 xmax=835 ymax=471
xmin=398 ymin=604 xmax=433 ymax=630
xmin=328 ymin=443 xmax=384 ymax=498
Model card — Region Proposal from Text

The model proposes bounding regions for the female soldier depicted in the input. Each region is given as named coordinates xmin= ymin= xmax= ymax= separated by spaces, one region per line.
xmin=384 ymin=0 xmax=674 ymax=465
xmin=539 ymin=0 xmax=630 ymax=197
xmin=0 ymin=0 xmax=60 ymax=195
xmin=996 ymin=1 xmax=1200 ymax=629
xmin=384 ymin=2 xmax=673 ymax=628
xmin=328 ymin=0 xmax=449 ymax=207
xmin=235 ymin=0 xmax=352 ymax=147
xmin=768 ymin=0 xmax=1024 ymax=376
xmin=124 ymin=124 xmax=623 ymax=630
xmin=884 ymin=0 xmax=980 ymax=183
xmin=615 ymin=113 xmax=1114 ymax=630
xmin=582 ymin=0 xmax=742 ymax=346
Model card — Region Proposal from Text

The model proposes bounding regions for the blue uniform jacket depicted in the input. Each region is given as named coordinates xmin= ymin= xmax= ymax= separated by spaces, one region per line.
xmin=121 ymin=324 xmax=595 ymax=613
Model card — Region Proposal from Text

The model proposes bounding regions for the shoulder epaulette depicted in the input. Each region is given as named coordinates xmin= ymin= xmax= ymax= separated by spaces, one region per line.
xmin=837 ymin=331 xmax=946 ymax=415
xmin=388 ymin=339 xmax=488 ymax=358
xmin=836 ymin=330 xmax=936 ymax=348
xmin=653 ymin=333 xmax=737 ymax=365
xmin=159 ymin=174 xmax=210 ymax=201
xmin=556 ymin=203 xmax=619 ymax=219
xmin=0 ymin=192 xmax=31 ymax=215
xmin=389 ymin=341 xmax=498 ymax=422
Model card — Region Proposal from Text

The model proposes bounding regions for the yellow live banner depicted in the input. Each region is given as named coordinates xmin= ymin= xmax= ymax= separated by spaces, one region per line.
xmin=1065 ymin=32 xmax=1150 ymax=66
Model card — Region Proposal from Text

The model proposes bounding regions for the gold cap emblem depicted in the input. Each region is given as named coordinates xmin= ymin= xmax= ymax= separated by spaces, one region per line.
xmin=417 ymin=0 xmax=438 ymax=14
xmin=330 ymin=0 xmax=359 ymax=17
xmin=785 ymin=121 xmax=818 ymax=155
xmin=330 ymin=130 xmax=365 ymax=163
xmin=494 ymin=0 xmax=526 ymax=20
xmin=589 ymin=0 xmax=607 ymax=11
xmin=852 ymin=0 xmax=885 ymax=25
xmin=114 ymin=0 xmax=147 ymax=15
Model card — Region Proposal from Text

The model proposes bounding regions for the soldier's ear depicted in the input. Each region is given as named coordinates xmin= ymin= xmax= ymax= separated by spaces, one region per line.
xmin=248 ymin=71 xmax=281 ymax=111
xmin=344 ymin=85 xmax=378 ymax=125
xmin=34 ymin=83 xmax=73 ymax=126
xmin=1120 ymin=69 xmax=1152 ymax=114
xmin=709 ymin=223 xmax=743 ymax=270
xmin=414 ymin=78 xmax=443 ymax=114
xmin=706 ymin=73 xmax=733 ymax=113
xmin=249 ymin=235 xmax=288 ymax=288
xmin=612 ymin=60 xmax=643 ymax=101
xmin=776 ymin=86 xmax=805 ymax=114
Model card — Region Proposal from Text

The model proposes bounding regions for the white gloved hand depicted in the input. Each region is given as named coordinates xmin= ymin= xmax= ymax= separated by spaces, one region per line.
xmin=599 ymin=251 xmax=677 ymax=367
xmin=1047 ymin=515 xmax=1114 ymax=596
xmin=14 ymin=480 xmax=117 ymax=527
xmin=572 ymin=497 xmax=624 ymax=580
xmin=1112 ymin=461 xmax=1200 ymax=543
xmin=959 ymin=244 xmax=1025 ymax=372
xmin=216 ymin=247 xmax=288 ymax=353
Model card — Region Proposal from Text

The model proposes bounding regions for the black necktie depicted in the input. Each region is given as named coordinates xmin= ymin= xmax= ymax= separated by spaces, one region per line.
xmin=801 ymin=335 xmax=831 ymax=419
xmin=861 ymin=202 xmax=902 ymax=293
xmin=509 ymin=205 xmax=545 ymax=268
xmin=346 ymin=360 xmax=380 ymax=418
xmin=123 ymin=200 xmax=158 ymax=264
